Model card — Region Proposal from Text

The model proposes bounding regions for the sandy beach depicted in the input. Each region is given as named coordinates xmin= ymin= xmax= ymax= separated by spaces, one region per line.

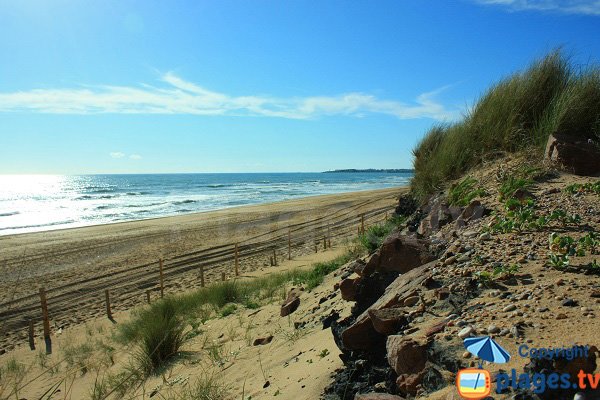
xmin=0 ymin=187 xmax=404 ymax=353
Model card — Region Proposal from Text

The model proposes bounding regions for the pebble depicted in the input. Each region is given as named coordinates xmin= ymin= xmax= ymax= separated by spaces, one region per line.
xmin=556 ymin=313 xmax=568 ymax=320
xmin=503 ymin=304 xmax=517 ymax=312
xmin=444 ymin=256 xmax=457 ymax=266
xmin=537 ymin=307 xmax=549 ymax=313
xmin=479 ymin=232 xmax=491 ymax=241
xmin=562 ymin=298 xmax=578 ymax=307
xmin=462 ymin=351 xmax=471 ymax=359
xmin=458 ymin=326 xmax=476 ymax=339
xmin=463 ymin=230 xmax=478 ymax=238
xmin=487 ymin=324 xmax=500 ymax=334
xmin=403 ymin=296 xmax=420 ymax=307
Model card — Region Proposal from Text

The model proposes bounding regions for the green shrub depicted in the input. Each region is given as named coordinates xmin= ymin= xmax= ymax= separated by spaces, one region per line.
xmin=411 ymin=50 xmax=600 ymax=201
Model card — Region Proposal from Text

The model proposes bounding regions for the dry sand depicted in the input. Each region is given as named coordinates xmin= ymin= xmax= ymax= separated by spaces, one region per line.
xmin=0 ymin=187 xmax=404 ymax=353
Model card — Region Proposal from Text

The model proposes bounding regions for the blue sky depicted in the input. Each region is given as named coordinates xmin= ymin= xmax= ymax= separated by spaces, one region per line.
xmin=1 ymin=0 xmax=599 ymax=174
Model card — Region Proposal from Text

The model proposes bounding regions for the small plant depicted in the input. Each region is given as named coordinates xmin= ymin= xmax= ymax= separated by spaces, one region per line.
xmin=318 ymin=349 xmax=330 ymax=358
xmin=220 ymin=303 xmax=237 ymax=318
xmin=548 ymin=253 xmax=570 ymax=269
xmin=476 ymin=271 xmax=494 ymax=287
xmin=565 ymin=181 xmax=600 ymax=195
xmin=448 ymin=176 xmax=487 ymax=206
xmin=178 ymin=372 xmax=230 ymax=399
xmin=493 ymin=263 xmax=522 ymax=279
xmin=499 ymin=175 xmax=533 ymax=201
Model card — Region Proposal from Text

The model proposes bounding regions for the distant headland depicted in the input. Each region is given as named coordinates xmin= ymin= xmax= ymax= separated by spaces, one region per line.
xmin=322 ymin=168 xmax=414 ymax=173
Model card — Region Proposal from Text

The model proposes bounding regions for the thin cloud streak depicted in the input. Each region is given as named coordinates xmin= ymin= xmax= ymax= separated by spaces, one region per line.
xmin=0 ymin=73 xmax=458 ymax=121
xmin=475 ymin=0 xmax=600 ymax=15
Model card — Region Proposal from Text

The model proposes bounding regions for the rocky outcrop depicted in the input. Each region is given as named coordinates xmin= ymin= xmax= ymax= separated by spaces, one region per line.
xmin=363 ymin=233 xmax=435 ymax=276
xmin=280 ymin=288 xmax=301 ymax=317
xmin=545 ymin=132 xmax=600 ymax=176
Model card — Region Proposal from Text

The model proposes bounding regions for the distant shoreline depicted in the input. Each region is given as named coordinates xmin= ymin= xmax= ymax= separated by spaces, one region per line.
xmin=322 ymin=169 xmax=414 ymax=173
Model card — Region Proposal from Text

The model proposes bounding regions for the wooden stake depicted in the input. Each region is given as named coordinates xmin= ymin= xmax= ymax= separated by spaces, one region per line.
xmin=361 ymin=214 xmax=365 ymax=234
xmin=159 ymin=258 xmax=165 ymax=298
xmin=328 ymin=225 xmax=331 ymax=248
xmin=28 ymin=320 xmax=35 ymax=351
xmin=200 ymin=266 xmax=205 ymax=287
xmin=221 ymin=272 xmax=226 ymax=281
xmin=270 ymin=256 xmax=274 ymax=266
xmin=315 ymin=242 xmax=318 ymax=253
xmin=234 ymin=243 xmax=240 ymax=276
xmin=146 ymin=290 xmax=151 ymax=304
xmin=288 ymin=229 xmax=291 ymax=260
xmin=105 ymin=289 xmax=113 ymax=321
xmin=272 ymin=248 xmax=277 ymax=266
xmin=39 ymin=287 xmax=51 ymax=354
xmin=323 ymin=236 xmax=327 ymax=250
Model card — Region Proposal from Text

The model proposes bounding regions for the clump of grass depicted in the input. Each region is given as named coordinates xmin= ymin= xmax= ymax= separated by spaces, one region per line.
xmin=411 ymin=50 xmax=600 ymax=201
xmin=358 ymin=215 xmax=406 ymax=253
xmin=448 ymin=176 xmax=487 ymax=206
xmin=174 ymin=373 xmax=230 ymax=400
xmin=498 ymin=176 xmax=533 ymax=201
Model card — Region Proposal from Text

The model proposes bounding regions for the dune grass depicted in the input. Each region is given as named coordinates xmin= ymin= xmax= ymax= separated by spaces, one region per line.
xmin=411 ymin=50 xmax=600 ymax=201
xmin=116 ymin=250 xmax=357 ymax=374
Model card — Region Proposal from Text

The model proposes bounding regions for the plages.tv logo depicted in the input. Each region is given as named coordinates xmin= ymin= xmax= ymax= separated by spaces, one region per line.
xmin=456 ymin=336 xmax=511 ymax=399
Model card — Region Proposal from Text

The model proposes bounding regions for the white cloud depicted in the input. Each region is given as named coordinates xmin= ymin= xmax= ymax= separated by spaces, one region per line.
xmin=0 ymin=73 xmax=458 ymax=121
xmin=474 ymin=0 xmax=600 ymax=15
xmin=109 ymin=152 xmax=125 ymax=159
xmin=129 ymin=154 xmax=142 ymax=160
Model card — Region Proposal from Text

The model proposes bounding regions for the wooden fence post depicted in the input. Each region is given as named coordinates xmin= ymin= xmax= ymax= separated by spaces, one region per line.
xmin=28 ymin=320 xmax=35 ymax=351
xmin=234 ymin=243 xmax=240 ymax=276
xmin=328 ymin=225 xmax=331 ymax=248
xmin=361 ymin=214 xmax=365 ymax=234
xmin=39 ymin=287 xmax=51 ymax=354
xmin=288 ymin=229 xmax=291 ymax=260
xmin=221 ymin=272 xmax=226 ymax=281
xmin=159 ymin=258 xmax=165 ymax=298
xmin=200 ymin=266 xmax=205 ymax=287
xmin=323 ymin=236 xmax=327 ymax=250
xmin=315 ymin=242 xmax=318 ymax=253
xmin=272 ymin=248 xmax=277 ymax=266
xmin=105 ymin=289 xmax=114 ymax=322
xmin=146 ymin=290 xmax=151 ymax=304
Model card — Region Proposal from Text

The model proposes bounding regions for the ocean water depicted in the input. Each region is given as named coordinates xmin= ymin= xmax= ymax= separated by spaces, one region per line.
xmin=0 ymin=172 xmax=412 ymax=236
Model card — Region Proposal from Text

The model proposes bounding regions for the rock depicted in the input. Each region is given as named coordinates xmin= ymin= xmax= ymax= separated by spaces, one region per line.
xmin=463 ymin=230 xmax=478 ymax=238
xmin=425 ymin=320 xmax=447 ymax=337
xmin=417 ymin=196 xmax=454 ymax=236
xmin=463 ymin=351 xmax=471 ymax=358
xmin=503 ymin=304 xmax=517 ymax=312
xmin=340 ymin=277 xmax=362 ymax=301
xmin=487 ymin=324 xmax=500 ymax=334
xmin=556 ymin=313 xmax=568 ymax=320
xmin=386 ymin=336 xmax=428 ymax=376
xmin=396 ymin=370 xmax=427 ymax=396
xmin=436 ymin=287 xmax=450 ymax=300
xmin=368 ymin=308 xmax=409 ymax=336
xmin=545 ymin=132 xmax=600 ymax=176
xmin=444 ymin=256 xmax=456 ymax=266
xmin=458 ymin=326 xmax=475 ymax=339
xmin=403 ymin=296 xmax=419 ymax=307
xmin=479 ymin=232 xmax=491 ymax=241
xmin=562 ymin=298 xmax=578 ymax=307
xmin=363 ymin=233 xmax=435 ymax=276
xmin=341 ymin=263 xmax=433 ymax=350
xmin=280 ymin=289 xmax=301 ymax=317
xmin=354 ymin=394 xmax=406 ymax=400
xmin=460 ymin=200 xmax=486 ymax=223
xmin=253 ymin=335 xmax=274 ymax=346
xmin=351 ymin=259 xmax=368 ymax=276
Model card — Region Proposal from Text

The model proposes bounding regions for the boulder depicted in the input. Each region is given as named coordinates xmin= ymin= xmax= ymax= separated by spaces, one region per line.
xmin=355 ymin=393 xmax=406 ymax=400
xmin=545 ymin=132 xmax=600 ymax=176
xmin=364 ymin=233 xmax=434 ymax=276
xmin=340 ymin=277 xmax=362 ymax=301
xmin=341 ymin=262 xmax=434 ymax=350
xmin=280 ymin=289 xmax=301 ymax=317
xmin=253 ymin=335 xmax=274 ymax=346
xmin=417 ymin=197 xmax=453 ymax=236
xmin=395 ymin=370 xmax=427 ymax=396
xmin=386 ymin=335 xmax=428 ymax=375
xmin=368 ymin=308 xmax=409 ymax=336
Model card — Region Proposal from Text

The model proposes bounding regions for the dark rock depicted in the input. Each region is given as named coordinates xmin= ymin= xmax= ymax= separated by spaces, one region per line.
xmin=340 ymin=277 xmax=363 ymax=301
xmin=253 ymin=335 xmax=274 ymax=346
xmin=459 ymin=200 xmax=486 ymax=222
xmin=424 ymin=320 xmax=447 ymax=337
xmin=351 ymin=259 xmax=368 ymax=276
xmin=364 ymin=233 xmax=434 ymax=276
xmin=322 ymin=311 xmax=340 ymax=330
xmin=545 ymin=132 xmax=600 ymax=176
xmin=417 ymin=196 xmax=454 ymax=236
xmin=394 ymin=193 xmax=418 ymax=217
xmin=562 ymin=298 xmax=578 ymax=307
xmin=280 ymin=289 xmax=301 ymax=317
xmin=368 ymin=308 xmax=409 ymax=336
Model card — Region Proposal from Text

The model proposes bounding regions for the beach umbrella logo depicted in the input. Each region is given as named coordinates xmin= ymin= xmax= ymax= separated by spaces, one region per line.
xmin=463 ymin=336 xmax=511 ymax=364
xmin=456 ymin=368 xmax=491 ymax=399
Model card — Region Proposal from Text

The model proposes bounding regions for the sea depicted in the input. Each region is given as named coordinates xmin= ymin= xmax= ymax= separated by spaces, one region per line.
xmin=0 ymin=172 xmax=412 ymax=236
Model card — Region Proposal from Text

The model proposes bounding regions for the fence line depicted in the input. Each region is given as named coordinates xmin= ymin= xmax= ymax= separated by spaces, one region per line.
xmin=0 ymin=201 xmax=396 ymax=352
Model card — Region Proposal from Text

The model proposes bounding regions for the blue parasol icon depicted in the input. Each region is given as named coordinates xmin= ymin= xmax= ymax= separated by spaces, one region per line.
xmin=463 ymin=336 xmax=511 ymax=364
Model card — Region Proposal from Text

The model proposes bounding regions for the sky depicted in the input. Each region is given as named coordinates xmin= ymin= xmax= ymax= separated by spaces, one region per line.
xmin=1 ymin=0 xmax=600 ymax=174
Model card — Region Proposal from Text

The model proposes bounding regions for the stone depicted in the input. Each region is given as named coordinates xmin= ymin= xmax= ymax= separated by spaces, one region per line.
xmin=417 ymin=196 xmax=454 ymax=236
xmin=479 ymin=232 xmax=491 ymax=241
xmin=463 ymin=230 xmax=478 ymax=238
xmin=545 ymin=132 xmax=600 ymax=176
xmin=460 ymin=200 xmax=486 ymax=223
xmin=386 ymin=336 xmax=428 ymax=376
xmin=368 ymin=308 xmax=409 ymax=336
xmin=340 ymin=277 xmax=362 ymax=302
xmin=403 ymin=296 xmax=419 ymax=307
xmin=458 ymin=326 xmax=475 ymax=339
xmin=395 ymin=370 xmax=427 ymax=396
xmin=503 ymin=304 xmax=517 ymax=312
xmin=556 ymin=313 xmax=568 ymax=320
xmin=350 ymin=259 xmax=368 ymax=276
xmin=425 ymin=320 xmax=447 ymax=337
xmin=364 ymin=233 xmax=435 ymax=276
xmin=436 ymin=287 xmax=450 ymax=300
xmin=562 ymin=298 xmax=578 ymax=307
xmin=487 ymin=324 xmax=500 ymax=334
xmin=253 ymin=335 xmax=274 ymax=346
xmin=354 ymin=394 xmax=406 ymax=400
xmin=280 ymin=289 xmax=301 ymax=317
